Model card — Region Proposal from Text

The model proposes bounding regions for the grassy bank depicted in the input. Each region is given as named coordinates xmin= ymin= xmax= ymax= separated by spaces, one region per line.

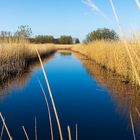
xmin=72 ymin=40 xmax=140 ymax=85
xmin=0 ymin=39 xmax=56 ymax=83
xmin=74 ymin=52 xmax=140 ymax=125
xmin=1 ymin=39 xmax=140 ymax=86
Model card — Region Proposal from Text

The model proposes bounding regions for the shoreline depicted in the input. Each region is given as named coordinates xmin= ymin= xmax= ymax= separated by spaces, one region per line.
xmin=0 ymin=44 xmax=56 ymax=83
xmin=57 ymin=44 xmax=140 ymax=86
xmin=0 ymin=43 xmax=139 ymax=87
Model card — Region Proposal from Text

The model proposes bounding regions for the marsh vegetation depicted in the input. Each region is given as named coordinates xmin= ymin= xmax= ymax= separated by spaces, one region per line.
xmin=0 ymin=0 xmax=140 ymax=140
xmin=72 ymin=39 xmax=140 ymax=85
xmin=0 ymin=35 xmax=56 ymax=83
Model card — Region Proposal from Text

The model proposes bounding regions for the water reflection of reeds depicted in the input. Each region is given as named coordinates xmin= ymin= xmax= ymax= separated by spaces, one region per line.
xmin=58 ymin=51 xmax=72 ymax=56
xmin=0 ymin=54 xmax=55 ymax=98
xmin=74 ymin=53 xmax=140 ymax=132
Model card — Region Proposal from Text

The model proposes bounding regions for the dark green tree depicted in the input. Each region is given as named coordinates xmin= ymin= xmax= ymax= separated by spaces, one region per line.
xmin=34 ymin=35 xmax=54 ymax=43
xmin=29 ymin=35 xmax=79 ymax=44
xmin=59 ymin=36 xmax=73 ymax=44
xmin=74 ymin=38 xmax=80 ymax=44
xmin=85 ymin=28 xmax=118 ymax=43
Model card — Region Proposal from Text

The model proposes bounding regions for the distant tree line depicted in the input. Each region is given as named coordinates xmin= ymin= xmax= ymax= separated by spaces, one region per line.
xmin=29 ymin=35 xmax=80 ymax=44
xmin=0 ymin=25 xmax=80 ymax=44
xmin=1 ymin=25 xmax=119 ymax=44
xmin=84 ymin=28 xmax=119 ymax=43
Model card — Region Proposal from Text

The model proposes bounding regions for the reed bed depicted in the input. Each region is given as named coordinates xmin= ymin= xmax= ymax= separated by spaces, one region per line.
xmin=72 ymin=40 xmax=140 ymax=85
xmin=0 ymin=39 xmax=29 ymax=82
xmin=0 ymin=38 xmax=56 ymax=83
xmin=28 ymin=44 xmax=56 ymax=59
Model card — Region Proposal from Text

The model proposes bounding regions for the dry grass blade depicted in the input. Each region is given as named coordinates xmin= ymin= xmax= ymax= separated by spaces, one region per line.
xmin=0 ymin=120 xmax=4 ymax=140
xmin=0 ymin=113 xmax=12 ymax=140
xmin=109 ymin=0 xmax=140 ymax=86
xmin=123 ymin=42 xmax=140 ymax=86
xmin=130 ymin=112 xmax=137 ymax=140
xmin=121 ymin=34 xmax=140 ymax=85
xmin=35 ymin=117 xmax=38 ymax=140
xmin=109 ymin=0 xmax=122 ymax=32
xmin=67 ymin=126 xmax=72 ymax=140
xmin=39 ymin=81 xmax=54 ymax=140
xmin=129 ymin=47 xmax=140 ymax=64
xmin=136 ymin=108 xmax=140 ymax=118
xmin=136 ymin=0 xmax=140 ymax=10
xmin=36 ymin=48 xmax=63 ymax=140
xmin=22 ymin=126 xmax=30 ymax=140
xmin=76 ymin=124 xmax=78 ymax=140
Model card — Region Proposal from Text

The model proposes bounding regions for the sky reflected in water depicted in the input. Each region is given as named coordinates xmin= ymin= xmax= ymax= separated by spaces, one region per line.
xmin=0 ymin=52 xmax=138 ymax=140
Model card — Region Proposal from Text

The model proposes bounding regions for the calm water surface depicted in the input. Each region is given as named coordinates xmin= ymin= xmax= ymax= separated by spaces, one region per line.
xmin=0 ymin=52 xmax=139 ymax=140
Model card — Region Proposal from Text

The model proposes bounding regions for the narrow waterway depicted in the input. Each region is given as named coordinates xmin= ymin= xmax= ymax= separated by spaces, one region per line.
xmin=0 ymin=51 xmax=139 ymax=140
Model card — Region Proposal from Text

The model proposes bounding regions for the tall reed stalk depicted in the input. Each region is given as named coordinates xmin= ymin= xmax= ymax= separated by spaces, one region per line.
xmin=109 ymin=0 xmax=140 ymax=86
xmin=22 ymin=126 xmax=30 ymax=140
xmin=0 ymin=118 xmax=4 ymax=140
xmin=136 ymin=108 xmax=140 ymax=118
xmin=130 ymin=112 xmax=136 ymax=140
xmin=76 ymin=124 xmax=78 ymax=140
xmin=35 ymin=117 xmax=38 ymax=140
xmin=36 ymin=48 xmax=63 ymax=140
xmin=67 ymin=126 xmax=72 ymax=140
xmin=39 ymin=81 xmax=54 ymax=140
xmin=0 ymin=113 xmax=12 ymax=140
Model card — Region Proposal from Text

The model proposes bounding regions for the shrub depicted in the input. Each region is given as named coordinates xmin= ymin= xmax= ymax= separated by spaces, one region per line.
xmin=59 ymin=35 xmax=73 ymax=44
xmin=85 ymin=28 xmax=119 ymax=43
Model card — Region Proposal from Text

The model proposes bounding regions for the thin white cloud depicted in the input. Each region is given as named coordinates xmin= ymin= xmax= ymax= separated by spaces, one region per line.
xmin=83 ymin=0 xmax=100 ymax=12
xmin=136 ymin=0 xmax=140 ymax=10
xmin=109 ymin=0 xmax=123 ymax=36
xmin=83 ymin=0 xmax=111 ymax=22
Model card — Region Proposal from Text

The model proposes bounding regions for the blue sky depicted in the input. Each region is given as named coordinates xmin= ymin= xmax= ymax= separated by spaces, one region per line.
xmin=0 ymin=0 xmax=140 ymax=40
